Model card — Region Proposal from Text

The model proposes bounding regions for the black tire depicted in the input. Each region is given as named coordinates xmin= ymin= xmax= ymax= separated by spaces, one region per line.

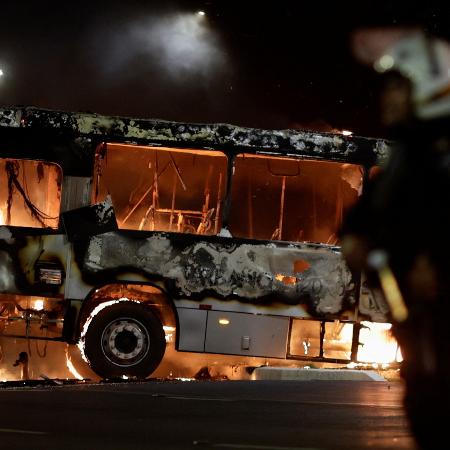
xmin=83 ymin=302 xmax=166 ymax=379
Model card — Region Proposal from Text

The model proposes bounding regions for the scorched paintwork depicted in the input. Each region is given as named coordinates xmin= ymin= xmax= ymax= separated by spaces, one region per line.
xmin=83 ymin=232 xmax=354 ymax=315
xmin=0 ymin=107 xmax=392 ymax=174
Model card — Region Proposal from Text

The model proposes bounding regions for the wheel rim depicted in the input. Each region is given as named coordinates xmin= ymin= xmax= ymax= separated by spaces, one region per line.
xmin=101 ymin=317 xmax=150 ymax=367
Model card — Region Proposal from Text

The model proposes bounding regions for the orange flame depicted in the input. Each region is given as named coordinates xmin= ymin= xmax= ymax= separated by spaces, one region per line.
xmin=358 ymin=321 xmax=402 ymax=364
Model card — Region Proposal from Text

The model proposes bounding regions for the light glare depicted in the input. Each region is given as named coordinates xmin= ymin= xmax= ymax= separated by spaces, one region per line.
xmin=94 ymin=12 xmax=228 ymax=81
xmin=33 ymin=299 xmax=44 ymax=311
xmin=374 ymin=54 xmax=394 ymax=73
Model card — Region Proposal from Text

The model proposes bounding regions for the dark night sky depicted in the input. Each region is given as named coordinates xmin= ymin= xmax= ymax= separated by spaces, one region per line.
xmin=0 ymin=1 xmax=448 ymax=138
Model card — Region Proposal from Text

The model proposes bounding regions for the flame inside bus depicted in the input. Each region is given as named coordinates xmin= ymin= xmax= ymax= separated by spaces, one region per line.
xmin=339 ymin=320 xmax=402 ymax=365
xmin=358 ymin=321 xmax=402 ymax=364
xmin=291 ymin=319 xmax=402 ymax=365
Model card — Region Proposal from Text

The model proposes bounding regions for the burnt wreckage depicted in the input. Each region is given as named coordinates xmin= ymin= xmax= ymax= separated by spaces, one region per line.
xmin=0 ymin=106 xmax=391 ymax=378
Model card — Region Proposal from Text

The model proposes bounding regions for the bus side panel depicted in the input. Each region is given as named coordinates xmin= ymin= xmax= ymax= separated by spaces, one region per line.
xmin=0 ymin=231 xmax=70 ymax=339
xmin=177 ymin=307 xmax=207 ymax=352
xmin=205 ymin=311 xmax=289 ymax=358
xmin=81 ymin=231 xmax=356 ymax=318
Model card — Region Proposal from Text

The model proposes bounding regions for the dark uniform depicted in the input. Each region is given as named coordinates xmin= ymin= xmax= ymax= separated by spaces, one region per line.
xmin=341 ymin=29 xmax=450 ymax=450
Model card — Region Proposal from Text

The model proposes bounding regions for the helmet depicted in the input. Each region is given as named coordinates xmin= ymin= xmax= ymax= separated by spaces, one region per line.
xmin=352 ymin=28 xmax=450 ymax=119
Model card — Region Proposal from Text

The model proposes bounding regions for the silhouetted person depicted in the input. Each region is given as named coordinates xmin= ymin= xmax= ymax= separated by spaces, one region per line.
xmin=341 ymin=28 xmax=450 ymax=450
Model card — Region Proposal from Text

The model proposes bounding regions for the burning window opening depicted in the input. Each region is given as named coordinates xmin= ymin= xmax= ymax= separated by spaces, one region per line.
xmin=79 ymin=284 xmax=174 ymax=328
xmin=229 ymin=154 xmax=363 ymax=244
xmin=93 ymin=143 xmax=227 ymax=235
xmin=0 ymin=159 xmax=61 ymax=229
xmin=0 ymin=296 xmax=65 ymax=341
xmin=289 ymin=319 xmax=402 ymax=365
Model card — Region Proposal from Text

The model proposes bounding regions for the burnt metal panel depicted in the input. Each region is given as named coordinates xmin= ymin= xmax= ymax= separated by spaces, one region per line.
xmin=62 ymin=198 xmax=117 ymax=242
xmin=177 ymin=308 xmax=207 ymax=352
xmin=0 ymin=107 xmax=391 ymax=170
xmin=60 ymin=176 xmax=92 ymax=213
xmin=0 ymin=109 xmax=21 ymax=128
xmin=82 ymin=231 xmax=355 ymax=317
xmin=205 ymin=311 xmax=289 ymax=358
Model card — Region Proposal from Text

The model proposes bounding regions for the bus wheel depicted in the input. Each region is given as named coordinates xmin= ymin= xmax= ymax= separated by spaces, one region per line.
xmin=83 ymin=302 xmax=166 ymax=380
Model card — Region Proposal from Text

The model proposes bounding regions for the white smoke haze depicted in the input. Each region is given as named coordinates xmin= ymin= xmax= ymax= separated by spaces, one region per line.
xmin=90 ymin=11 xmax=229 ymax=83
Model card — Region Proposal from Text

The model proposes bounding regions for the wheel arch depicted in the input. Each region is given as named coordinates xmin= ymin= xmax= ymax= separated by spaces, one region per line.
xmin=74 ymin=282 xmax=179 ymax=344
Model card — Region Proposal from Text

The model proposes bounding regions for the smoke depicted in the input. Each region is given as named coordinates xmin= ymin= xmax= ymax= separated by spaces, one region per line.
xmin=89 ymin=11 xmax=229 ymax=84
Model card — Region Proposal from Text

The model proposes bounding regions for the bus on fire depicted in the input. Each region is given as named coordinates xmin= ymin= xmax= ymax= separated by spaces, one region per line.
xmin=0 ymin=106 xmax=396 ymax=379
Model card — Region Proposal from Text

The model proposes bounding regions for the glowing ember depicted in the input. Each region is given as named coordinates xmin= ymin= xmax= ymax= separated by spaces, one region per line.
xmin=275 ymin=274 xmax=298 ymax=285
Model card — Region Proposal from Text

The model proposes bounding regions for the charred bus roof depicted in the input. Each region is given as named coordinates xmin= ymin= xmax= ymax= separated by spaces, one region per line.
xmin=0 ymin=106 xmax=391 ymax=176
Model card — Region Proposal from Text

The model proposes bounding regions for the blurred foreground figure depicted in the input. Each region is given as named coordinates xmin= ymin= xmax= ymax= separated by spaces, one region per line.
xmin=342 ymin=28 xmax=450 ymax=449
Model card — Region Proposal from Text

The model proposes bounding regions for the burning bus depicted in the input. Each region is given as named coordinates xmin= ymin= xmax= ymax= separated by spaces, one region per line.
xmin=0 ymin=106 xmax=397 ymax=379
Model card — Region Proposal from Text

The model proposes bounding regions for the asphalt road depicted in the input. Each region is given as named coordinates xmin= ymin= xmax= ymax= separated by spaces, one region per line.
xmin=0 ymin=379 xmax=417 ymax=450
